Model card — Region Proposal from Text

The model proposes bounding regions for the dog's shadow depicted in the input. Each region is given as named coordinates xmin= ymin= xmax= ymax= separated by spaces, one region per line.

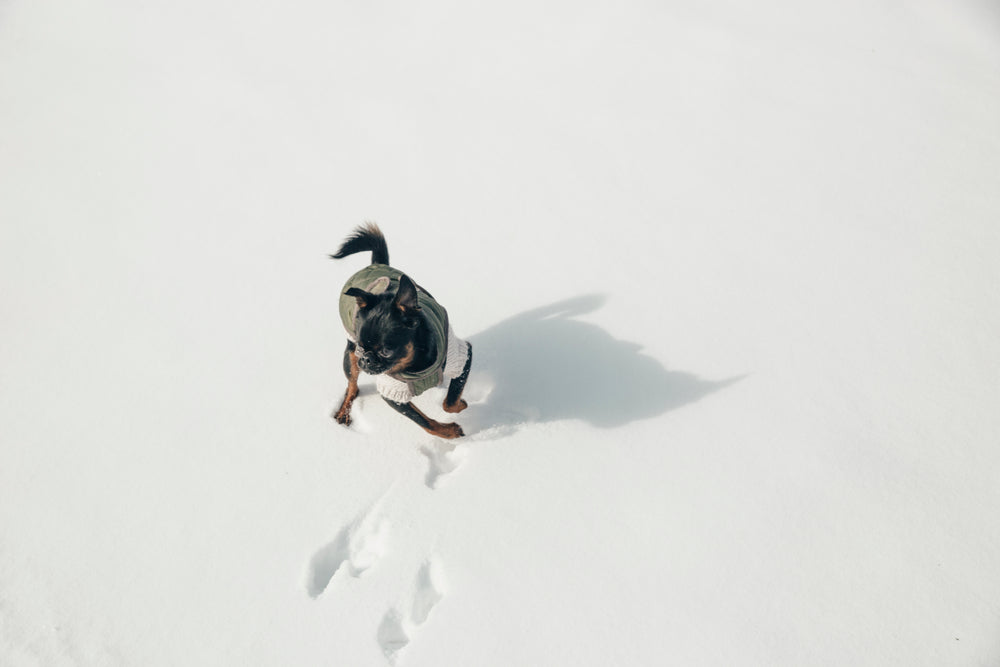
xmin=454 ymin=295 xmax=741 ymax=436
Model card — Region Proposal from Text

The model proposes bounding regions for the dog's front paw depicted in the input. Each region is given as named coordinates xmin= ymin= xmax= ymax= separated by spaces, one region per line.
xmin=432 ymin=422 xmax=464 ymax=439
xmin=442 ymin=398 xmax=468 ymax=414
xmin=333 ymin=408 xmax=352 ymax=427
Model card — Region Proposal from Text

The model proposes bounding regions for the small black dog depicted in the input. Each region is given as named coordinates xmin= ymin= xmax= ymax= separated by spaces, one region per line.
xmin=331 ymin=223 xmax=472 ymax=438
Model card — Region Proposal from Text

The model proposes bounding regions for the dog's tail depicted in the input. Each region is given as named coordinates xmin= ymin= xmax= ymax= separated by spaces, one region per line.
xmin=330 ymin=222 xmax=389 ymax=265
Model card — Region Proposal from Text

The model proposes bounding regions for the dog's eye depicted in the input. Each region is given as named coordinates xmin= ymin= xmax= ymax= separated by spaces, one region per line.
xmin=378 ymin=348 xmax=394 ymax=358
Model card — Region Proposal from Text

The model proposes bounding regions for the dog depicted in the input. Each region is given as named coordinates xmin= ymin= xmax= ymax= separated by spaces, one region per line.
xmin=330 ymin=223 xmax=472 ymax=438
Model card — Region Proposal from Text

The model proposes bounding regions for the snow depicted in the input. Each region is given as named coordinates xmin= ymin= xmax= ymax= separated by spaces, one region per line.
xmin=2 ymin=0 xmax=999 ymax=664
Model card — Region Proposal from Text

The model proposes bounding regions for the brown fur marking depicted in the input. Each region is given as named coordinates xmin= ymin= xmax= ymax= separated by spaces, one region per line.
xmin=442 ymin=398 xmax=468 ymax=414
xmin=334 ymin=349 xmax=360 ymax=425
xmin=409 ymin=403 xmax=464 ymax=439
xmin=387 ymin=342 xmax=415 ymax=374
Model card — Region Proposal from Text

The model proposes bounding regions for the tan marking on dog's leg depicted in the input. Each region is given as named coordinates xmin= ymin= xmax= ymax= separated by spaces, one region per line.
xmin=442 ymin=398 xmax=467 ymax=414
xmin=334 ymin=349 xmax=360 ymax=426
xmin=409 ymin=403 xmax=464 ymax=439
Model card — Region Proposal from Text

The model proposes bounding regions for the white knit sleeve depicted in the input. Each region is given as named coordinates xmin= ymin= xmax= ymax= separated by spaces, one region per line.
xmin=375 ymin=374 xmax=414 ymax=403
xmin=442 ymin=326 xmax=470 ymax=380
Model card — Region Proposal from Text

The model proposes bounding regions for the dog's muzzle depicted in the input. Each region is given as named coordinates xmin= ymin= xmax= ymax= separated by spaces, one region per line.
xmin=355 ymin=347 xmax=384 ymax=375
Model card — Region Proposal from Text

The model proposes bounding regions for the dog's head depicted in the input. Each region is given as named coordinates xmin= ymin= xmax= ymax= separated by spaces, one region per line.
xmin=345 ymin=274 xmax=425 ymax=376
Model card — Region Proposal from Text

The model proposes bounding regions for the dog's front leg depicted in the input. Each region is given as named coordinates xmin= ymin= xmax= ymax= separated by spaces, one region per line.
xmin=443 ymin=343 xmax=472 ymax=413
xmin=334 ymin=341 xmax=360 ymax=426
xmin=382 ymin=397 xmax=464 ymax=439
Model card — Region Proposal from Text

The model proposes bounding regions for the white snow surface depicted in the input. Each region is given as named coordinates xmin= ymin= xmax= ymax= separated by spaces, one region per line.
xmin=2 ymin=1 xmax=1000 ymax=665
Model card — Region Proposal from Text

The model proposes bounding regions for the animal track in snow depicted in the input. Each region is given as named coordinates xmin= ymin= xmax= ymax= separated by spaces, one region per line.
xmin=376 ymin=558 xmax=446 ymax=663
xmin=420 ymin=441 xmax=466 ymax=489
xmin=330 ymin=393 xmax=374 ymax=434
xmin=304 ymin=508 xmax=388 ymax=598
xmin=462 ymin=377 xmax=493 ymax=406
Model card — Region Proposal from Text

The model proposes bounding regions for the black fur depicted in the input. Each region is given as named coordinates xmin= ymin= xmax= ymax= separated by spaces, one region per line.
xmin=354 ymin=290 xmax=437 ymax=376
xmin=330 ymin=222 xmax=389 ymax=265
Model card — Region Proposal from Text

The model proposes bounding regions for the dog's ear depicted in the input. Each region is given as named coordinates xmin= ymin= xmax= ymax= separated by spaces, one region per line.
xmin=345 ymin=287 xmax=375 ymax=310
xmin=393 ymin=275 xmax=421 ymax=315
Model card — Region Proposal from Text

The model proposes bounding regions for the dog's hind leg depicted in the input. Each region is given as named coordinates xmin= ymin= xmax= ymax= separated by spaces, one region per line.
xmin=443 ymin=343 xmax=472 ymax=414
xmin=383 ymin=398 xmax=464 ymax=439
xmin=334 ymin=341 xmax=360 ymax=426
